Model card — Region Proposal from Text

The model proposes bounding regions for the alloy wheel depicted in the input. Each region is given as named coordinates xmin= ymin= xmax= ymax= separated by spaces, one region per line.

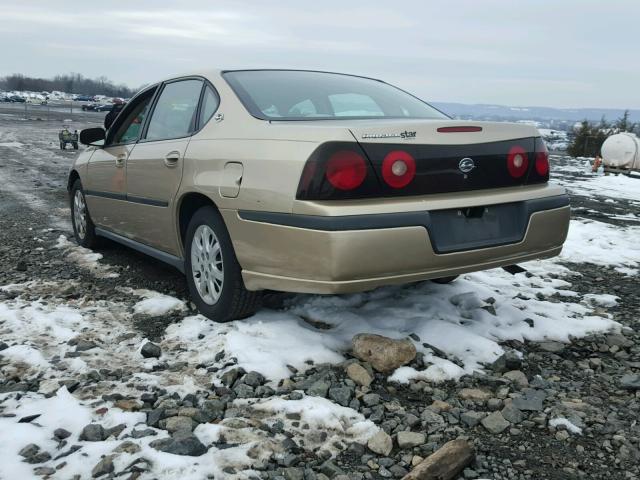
xmin=191 ymin=224 xmax=224 ymax=305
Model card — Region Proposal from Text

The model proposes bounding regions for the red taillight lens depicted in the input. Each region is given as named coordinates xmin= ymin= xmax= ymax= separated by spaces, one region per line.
xmin=437 ymin=126 xmax=483 ymax=133
xmin=535 ymin=145 xmax=549 ymax=176
xmin=381 ymin=150 xmax=416 ymax=188
xmin=507 ymin=146 xmax=529 ymax=178
xmin=326 ymin=150 xmax=368 ymax=190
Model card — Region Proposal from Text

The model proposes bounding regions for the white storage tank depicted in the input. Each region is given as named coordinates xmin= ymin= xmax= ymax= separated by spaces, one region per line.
xmin=601 ymin=133 xmax=640 ymax=170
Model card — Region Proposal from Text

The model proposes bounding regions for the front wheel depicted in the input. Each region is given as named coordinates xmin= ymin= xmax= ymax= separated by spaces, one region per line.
xmin=70 ymin=180 xmax=98 ymax=248
xmin=184 ymin=206 xmax=261 ymax=322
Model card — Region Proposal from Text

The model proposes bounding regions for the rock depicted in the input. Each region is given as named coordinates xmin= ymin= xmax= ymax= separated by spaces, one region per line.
xmin=16 ymin=260 xmax=27 ymax=271
xmin=147 ymin=408 xmax=166 ymax=427
xmin=141 ymin=342 xmax=161 ymax=358
xmin=75 ymin=339 xmax=98 ymax=351
xmin=33 ymin=466 xmax=56 ymax=476
xmin=501 ymin=403 xmax=524 ymax=424
xmin=536 ymin=341 xmax=565 ymax=353
xmin=402 ymin=439 xmax=474 ymax=480
xmin=114 ymin=399 xmax=142 ymax=411
xmin=131 ymin=428 xmax=157 ymax=439
xmin=242 ymin=371 xmax=265 ymax=387
xmin=397 ymin=431 xmax=426 ymax=449
xmin=420 ymin=409 xmax=446 ymax=433
xmin=307 ymin=380 xmax=330 ymax=397
xmin=362 ymin=393 xmax=381 ymax=407
xmin=25 ymin=451 xmax=52 ymax=464
xmin=221 ymin=367 xmax=245 ymax=387
xmin=150 ymin=433 xmax=207 ymax=456
xmin=0 ymin=341 xmax=8 ymax=351
xmin=328 ymin=386 xmax=352 ymax=406
xmin=460 ymin=411 xmax=486 ymax=428
xmin=502 ymin=370 xmax=529 ymax=387
xmin=620 ymin=374 xmax=640 ymax=390
xmin=113 ymin=441 xmax=142 ymax=454
xmin=491 ymin=350 xmax=522 ymax=373
xmin=459 ymin=388 xmax=492 ymax=402
xmin=80 ymin=424 xmax=106 ymax=441
xmin=352 ymin=333 xmax=416 ymax=373
xmin=481 ymin=411 xmax=510 ymax=434
xmin=197 ymin=399 xmax=226 ymax=422
xmin=164 ymin=416 xmax=194 ymax=433
xmin=368 ymin=430 xmax=393 ymax=456
xmin=19 ymin=444 xmax=41 ymax=458
xmin=429 ymin=400 xmax=452 ymax=413
xmin=345 ymin=362 xmax=373 ymax=387
xmin=92 ymin=455 xmax=114 ymax=478
xmin=53 ymin=428 xmax=71 ymax=440
xmin=512 ymin=389 xmax=547 ymax=411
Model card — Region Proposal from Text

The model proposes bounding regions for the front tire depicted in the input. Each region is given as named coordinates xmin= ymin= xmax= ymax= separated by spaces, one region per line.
xmin=185 ymin=206 xmax=261 ymax=322
xmin=70 ymin=179 xmax=98 ymax=248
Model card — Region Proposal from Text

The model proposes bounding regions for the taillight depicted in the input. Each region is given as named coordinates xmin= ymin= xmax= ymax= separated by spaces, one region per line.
xmin=381 ymin=150 xmax=416 ymax=188
xmin=535 ymin=141 xmax=549 ymax=177
xmin=507 ymin=146 xmax=529 ymax=178
xmin=296 ymin=142 xmax=380 ymax=200
xmin=326 ymin=150 xmax=367 ymax=190
xmin=524 ymin=137 xmax=550 ymax=184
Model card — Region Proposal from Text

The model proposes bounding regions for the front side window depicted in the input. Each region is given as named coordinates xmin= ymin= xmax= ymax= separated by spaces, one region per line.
xmin=110 ymin=88 xmax=155 ymax=145
xmin=146 ymin=79 xmax=203 ymax=141
xmin=223 ymin=70 xmax=448 ymax=121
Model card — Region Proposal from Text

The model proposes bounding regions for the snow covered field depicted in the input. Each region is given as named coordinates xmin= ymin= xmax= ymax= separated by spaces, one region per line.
xmin=1 ymin=111 xmax=639 ymax=479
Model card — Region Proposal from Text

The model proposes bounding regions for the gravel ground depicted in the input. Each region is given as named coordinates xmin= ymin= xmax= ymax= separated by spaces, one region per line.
xmin=0 ymin=108 xmax=639 ymax=480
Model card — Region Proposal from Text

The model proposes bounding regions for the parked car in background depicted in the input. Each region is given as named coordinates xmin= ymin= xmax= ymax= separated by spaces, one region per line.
xmin=94 ymin=104 xmax=113 ymax=112
xmin=75 ymin=95 xmax=94 ymax=102
xmin=69 ymin=69 xmax=570 ymax=323
xmin=9 ymin=95 xmax=25 ymax=103
xmin=82 ymin=103 xmax=97 ymax=111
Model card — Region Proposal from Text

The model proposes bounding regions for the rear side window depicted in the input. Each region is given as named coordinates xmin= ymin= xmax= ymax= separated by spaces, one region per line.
xmin=198 ymin=85 xmax=220 ymax=127
xmin=146 ymin=79 xmax=203 ymax=141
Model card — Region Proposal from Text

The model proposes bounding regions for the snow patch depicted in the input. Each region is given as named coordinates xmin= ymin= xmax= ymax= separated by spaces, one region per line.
xmin=55 ymin=235 xmax=118 ymax=278
xmin=550 ymin=417 xmax=583 ymax=434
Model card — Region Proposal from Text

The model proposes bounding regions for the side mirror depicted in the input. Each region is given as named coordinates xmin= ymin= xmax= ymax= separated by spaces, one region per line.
xmin=80 ymin=127 xmax=106 ymax=146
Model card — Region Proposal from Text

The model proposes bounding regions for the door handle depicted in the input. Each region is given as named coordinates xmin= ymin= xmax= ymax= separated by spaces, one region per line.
xmin=115 ymin=154 xmax=126 ymax=167
xmin=164 ymin=151 xmax=181 ymax=168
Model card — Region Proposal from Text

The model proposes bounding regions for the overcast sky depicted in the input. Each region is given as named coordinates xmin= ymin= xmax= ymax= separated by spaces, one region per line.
xmin=2 ymin=1 xmax=638 ymax=109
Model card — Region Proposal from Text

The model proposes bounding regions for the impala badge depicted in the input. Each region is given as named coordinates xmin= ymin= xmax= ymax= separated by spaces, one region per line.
xmin=458 ymin=157 xmax=475 ymax=173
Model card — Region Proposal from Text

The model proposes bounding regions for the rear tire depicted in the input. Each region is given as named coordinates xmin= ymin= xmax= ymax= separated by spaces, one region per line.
xmin=70 ymin=179 xmax=99 ymax=248
xmin=184 ymin=206 xmax=261 ymax=322
xmin=432 ymin=275 xmax=458 ymax=284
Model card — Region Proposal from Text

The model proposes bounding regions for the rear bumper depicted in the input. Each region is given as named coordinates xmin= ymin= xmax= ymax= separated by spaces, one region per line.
xmin=221 ymin=194 xmax=570 ymax=294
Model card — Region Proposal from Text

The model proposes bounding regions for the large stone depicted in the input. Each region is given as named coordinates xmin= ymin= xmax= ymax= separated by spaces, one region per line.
xmin=502 ymin=370 xmax=529 ymax=387
xmin=367 ymin=430 xmax=393 ymax=456
xmin=420 ymin=409 xmax=446 ymax=433
xmin=80 ymin=424 xmax=106 ymax=441
xmin=141 ymin=342 xmax=161 ymax=358
xmin=620 ymin=374 xmax=640 ymax=390
xmin=352 ymin=334 xmax=416 ymax=373
xmin=345 ymin=362 xmax=373 ymax=387
xmin=307 ymin=380 xmax=330 ymax=397
xmin=328 ymin=386 xmax=352 ymax=407
xmin=402 ymin=439 xmax=474 ymax=480
xmin=459 ymin=388 xmax=492 ymax=403
xmin=512 ymin=389 xmax=547 ymax=411
xmin=397 ymin=431 xmax=426 ymax=449
xmin=460 ymin=411 xmax=486 ymax=428
xmin=491 ymin=350 xmax=522 ymax=373
xmin=92 ymin=455 xmax=114 ymax=478
xmin=150 ymin=433 xmax=207 ymax=456
xmin=481 ymin=411 xmax=510 ymax=434
xmin=164 ymin=416 xmax=194 ymax=433
xmin=501 ymin=403 xmax=524 ymax=424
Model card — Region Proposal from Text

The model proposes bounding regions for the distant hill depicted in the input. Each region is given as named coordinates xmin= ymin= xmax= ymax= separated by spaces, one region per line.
xmin=432 ymin=102 xmax=640 ymax=124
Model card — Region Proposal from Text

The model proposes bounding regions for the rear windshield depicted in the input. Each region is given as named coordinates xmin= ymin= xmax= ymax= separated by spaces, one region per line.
xmin=223 ymin=70 xmax=448 ymax=121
